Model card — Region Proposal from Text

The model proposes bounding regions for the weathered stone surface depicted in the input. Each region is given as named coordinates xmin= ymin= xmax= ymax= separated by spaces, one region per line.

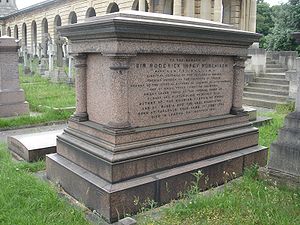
xmin=46 ymin=12 xmax=266 ymax=223
xmin=0 ymin=36 xmax=29 ymax=117
xmin=8 ymin=130 xmax=63 ymax=162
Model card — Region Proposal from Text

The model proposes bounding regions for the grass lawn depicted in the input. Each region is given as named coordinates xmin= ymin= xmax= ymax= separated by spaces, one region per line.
xmin=0 ymin=68 xmax=75 ymax=129
xmin=0 ymin=91 xmax=298 ymax=224
xmin=137 ymin=167 xmax=300 ymax=225
xmin=0 ymin=144 xmax=91 ymax=225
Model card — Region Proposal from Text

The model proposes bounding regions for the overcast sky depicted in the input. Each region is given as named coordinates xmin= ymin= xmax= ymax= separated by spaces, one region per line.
xmin=16 ymin=0 xmax=289 ymax=9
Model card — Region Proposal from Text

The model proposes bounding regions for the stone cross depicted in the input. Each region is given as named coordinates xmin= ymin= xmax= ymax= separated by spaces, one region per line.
xmin=47 ymin=37 xmax=54 ymax=71
xmin=54 ymin=34 xmax=66 ymax=68
xmin=42 ymin=33 xmax=49 ymax=58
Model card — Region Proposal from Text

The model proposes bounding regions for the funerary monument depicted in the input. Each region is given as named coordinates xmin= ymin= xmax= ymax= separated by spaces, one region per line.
xmin=0 ymin=36 xmax=29 ymax=117
xmin=46 ymin=12 xmax=267 ymax=223
xmin=266 ymin=32 xmax=300 ymax=186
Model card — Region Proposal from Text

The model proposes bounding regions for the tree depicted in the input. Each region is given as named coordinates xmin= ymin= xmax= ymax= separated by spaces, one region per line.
xmin=264 ymin=0 xmax=300 ymax=52
xmin=256 ymin=0 xmax=274 ymax=36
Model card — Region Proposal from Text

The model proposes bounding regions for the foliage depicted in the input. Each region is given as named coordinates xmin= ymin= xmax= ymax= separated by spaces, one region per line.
xmin=0 ymin=144 xmax=91 ymax=225
xmin=264 ymin=0 xmax=300 ymax=52
xmin=256 ymin=0 xmax=275 ymax=47
xmin=258 ymin=102 xmax=294 ymax=149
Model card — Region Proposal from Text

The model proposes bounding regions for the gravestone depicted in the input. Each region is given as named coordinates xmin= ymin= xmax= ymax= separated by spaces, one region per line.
xmin=50 ymin=35 xmax=68 ymax=83
xmin=0 ymin=36 xmax=29 ymax=117
xmin=8 ymin=130 xmax=63 ymax=162
xmin=46 ymin=12 xmax=267 ymax=223
xmin=266 ymin=32 xmax=300 ymax=186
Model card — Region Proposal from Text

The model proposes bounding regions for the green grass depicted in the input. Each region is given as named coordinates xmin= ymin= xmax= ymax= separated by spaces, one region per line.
xmin=0 ymin=66 xmax=75 ymax=129
xmin=137 ymin=167 xmax=300 ymax=225
xmin=0 ymin=144 xmax=91 ymax=225
xmin=20 ymin=75 xmax=75 ymax=111
xmin=258 ymin=103 xmax=295 ymax=148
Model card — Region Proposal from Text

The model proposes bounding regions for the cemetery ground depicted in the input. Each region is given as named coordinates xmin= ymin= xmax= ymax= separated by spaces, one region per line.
xmin=0 ymin=76 xmax=299 ymax=225
xmin=0 ymin=67 xmax=75 ymax=129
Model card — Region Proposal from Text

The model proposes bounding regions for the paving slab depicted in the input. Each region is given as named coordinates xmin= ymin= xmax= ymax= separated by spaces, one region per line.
xmin=7 ymin=129 xmax=64 ymax=162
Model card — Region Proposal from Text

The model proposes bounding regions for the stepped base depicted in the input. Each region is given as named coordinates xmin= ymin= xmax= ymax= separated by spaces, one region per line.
xmin=259 ymin=167 xmax=300 ymax=188
xmin=268 ymin=112 xmax=300 ymax=180
xmin=46 ymin=114 xmax=267 ymax=223
xmin=47 ymin=145 xmax=267 ymax=223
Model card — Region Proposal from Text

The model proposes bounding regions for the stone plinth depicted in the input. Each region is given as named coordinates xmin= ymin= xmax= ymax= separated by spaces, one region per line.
xmin=0 ymin=36 xmax=29 ymax=117
xmin=266 ymin=32 xmax=300 ymax=187
xmin=46 ymin=12 xmax=267 ymax=223
xmin=8 ymin=130 xmax=63 ymax=162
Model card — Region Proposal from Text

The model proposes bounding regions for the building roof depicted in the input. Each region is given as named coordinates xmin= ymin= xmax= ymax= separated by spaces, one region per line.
xmin=0 ymin=0 xmax=58 ymax=19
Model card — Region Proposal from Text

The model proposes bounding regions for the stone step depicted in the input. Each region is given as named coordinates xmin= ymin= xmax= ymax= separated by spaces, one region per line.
xmin=243 ymin=97 xmax=287 ymax=109
xmin=269 ymin=142 xmax=300 ymax=177
xmin=244 ymin=86 xmax=289 ymax=96
xmin=260 ymin=73 xmax=286 ymax=79
xmin=243 ymin=92 xmax=288 ymax=102
xmin=248 ymin=82 xmax=289 ymax=91
xmin=255 ymin=77 xmax=289 ymax=85
xmin=46 ymin=144 xmax=267 ymax=223
xmin=266 ymin=68 xmax=287 ymax=73
xmin=266 ymin=59 xmax=278 ymax=64
xmin=266 ymin=64 xmax=284 ymax=68
xmin=247 ymin=82 xmax=289 ymax=91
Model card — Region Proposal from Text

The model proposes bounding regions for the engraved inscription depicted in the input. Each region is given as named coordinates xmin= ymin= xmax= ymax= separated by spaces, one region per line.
xmin=129 ymin=55 xmax=233 ymax=126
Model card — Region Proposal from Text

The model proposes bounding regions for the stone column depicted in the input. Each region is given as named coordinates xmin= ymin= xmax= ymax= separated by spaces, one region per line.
xmin=173 ymin=0 xmax=182 ymax=16
xmin=72 ymin=54 xmax=88 ymax=122
xmin=231 ymin=57 xmax=247 ymax=115
xmin=139 ymin=0 xmax=146 ymax=11
xmin=184 ymin=0 xmax=195 ymax=17
xmin=200 ymin=0 xmax=211 ymax=20
xmin=213 ymin=0 xmax=222 ymax=22
xmin=240 ymin=0 xmax=246 ymax=31
xmin=249 ymin=0 xmax=257 ymax=32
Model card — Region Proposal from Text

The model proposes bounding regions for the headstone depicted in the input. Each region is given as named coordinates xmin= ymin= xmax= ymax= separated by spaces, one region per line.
xmin=54 ymin=34 xmax=66 ymax=68
xmin=48 ymin=40 xmax=54 ymax=72
xmin=46 ymin=12 xmax=267 ymax=223
xmin=23 ymin=47 xmax=31 ymax=75
xmin=0 ymin=36 xmax=29 ymax=117
xmin=39 ymin=34 xmax=50 ymax=76
xmin=8 ymin=130 xmax=63 ymax=162
xmin=266 ymin=32 xmax=300 ymax=187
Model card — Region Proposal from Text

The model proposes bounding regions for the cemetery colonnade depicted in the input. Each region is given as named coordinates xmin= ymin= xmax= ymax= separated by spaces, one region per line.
xmin=0 ymin=0 xmax=257 ymax=56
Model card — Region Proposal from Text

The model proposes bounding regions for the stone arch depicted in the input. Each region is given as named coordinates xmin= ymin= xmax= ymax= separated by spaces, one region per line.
xmin=132 ymin=0 xmax=149 ymax=12
xmin=14 ymin=24 xmax=18 ymax=39
xmin=69 ymin=11 xmax=77 ymax=24
xmin=42 ymin=18 xmax=48 ymax=34
xmin=86 ymin=7 xmax=96 ymax=18
xmin=22 ymin=23 xmax=27 ymax=46
xmin=163 ymin=0 xmax=174 ymax=15
xmin=31 ymin=21 xmax=38 ymax=55
xmin=7 ymin=26 xmax=11 ymax=36
xmin=107 ymin=2 xmax=119 ymax=13
xmin=54 ymin=15 xmax=62 ymax=35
